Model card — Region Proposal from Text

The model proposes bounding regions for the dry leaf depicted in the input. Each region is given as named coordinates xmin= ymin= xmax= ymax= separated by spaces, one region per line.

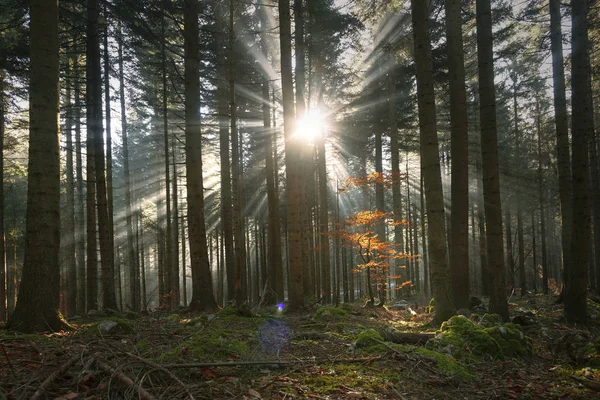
xmin=248 ymin=388 xmax=262 ymax=398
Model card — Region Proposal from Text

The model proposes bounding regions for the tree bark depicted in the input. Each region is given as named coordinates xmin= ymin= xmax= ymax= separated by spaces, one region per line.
xmin=445 ymin=0 xmax=469 ymax=309
xmin=184 ymin=0 xmax=217 ymax=311
xmin=65 ymin=49 xmax=77 ymax=316
xmin=279 ymin=0 xmax=304 ymax=310
xmin=476 ymin=0 xmax=508 ymax=321
xmin=0 ymin=68 xmax=6 ymax=322
xmin=7 ymin=0 xmax=67 ymax=332
xmin=410 ymin=0 xmax=454 ymax=324
xmin=565 ymin=0 xmax=592 ymax=323
xmin=549 ymin=0 xmax=572 ymax=290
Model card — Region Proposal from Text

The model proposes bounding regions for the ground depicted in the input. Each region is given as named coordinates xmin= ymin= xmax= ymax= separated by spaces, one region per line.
xmin=1 ymin=295 xmax=600 ymax=399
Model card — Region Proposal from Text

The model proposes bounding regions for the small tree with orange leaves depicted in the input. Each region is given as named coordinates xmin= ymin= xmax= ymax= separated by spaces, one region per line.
xmin=334 ymin=172 xmax=412 ymax=306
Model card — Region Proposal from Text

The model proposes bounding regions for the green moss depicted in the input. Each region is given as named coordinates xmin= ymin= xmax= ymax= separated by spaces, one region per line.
xmin=125 ymin=311 xmax=137 ymax=320
xmin=414 ymin=347 xmax=472 ymax=379
xmin=185 ymin=316 xmax=207 ymax=326
xmin=159 ymin=330 xmax=249 ymax=362
xmin=354 ymin=329 xmax=383 ymax=348
xmin=478 ymin=313 xmax=504 ymax=327
xmin=84 ymin=318 xmax=134 ymax=336
xmin=426 ymin=315 xmax=532 ymax=361
xmin=315 ymin=306 xmax=349 ymax=320
xmin=426 ymin=298 xmax=435 ymax=314
xmin=135 ymin=340 xmax=150 ymax=352
xmin=164 ymin=314 xmax=180 ymax=323
xmin=485 ymin=323 xmax=532 ymax=356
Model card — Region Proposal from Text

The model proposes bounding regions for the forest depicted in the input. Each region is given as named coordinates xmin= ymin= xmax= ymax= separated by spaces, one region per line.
xmin=1 ymin=0 xmax=600 ymax=398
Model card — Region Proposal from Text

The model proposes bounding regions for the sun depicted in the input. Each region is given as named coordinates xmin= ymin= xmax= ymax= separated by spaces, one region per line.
xmin=295 ymin=108 xmax=325 ymax=142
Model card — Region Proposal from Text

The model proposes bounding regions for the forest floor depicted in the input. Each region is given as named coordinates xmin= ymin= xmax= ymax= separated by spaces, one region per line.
xmin=2 ymin=295 xmax=600 ymax=399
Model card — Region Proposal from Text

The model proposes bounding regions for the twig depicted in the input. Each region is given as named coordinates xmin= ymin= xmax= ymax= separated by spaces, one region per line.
xmin=30 ymin=354 xmax=80 ymax=400
xmin=94 ymin=356 xmax=157 ymax=400
xmin=0 ymin=341 xmax=16 ymax=378
xmin=125 ymin=352 xmax=195 ymax=400
xmin=373 ymin=339 xmax=437 ymax=374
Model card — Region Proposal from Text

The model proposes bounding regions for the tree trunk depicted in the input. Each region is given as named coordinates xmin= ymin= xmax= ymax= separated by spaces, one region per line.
xmin=279 ymin=0 xmax=304 ymax=310
xmin=536 ymin=99 xmax=549 ymax=294
xmin=160 ymin=2 xmax=174 ymax=309
xmin=184 ymin=0 xmax=217 ymax=311
xmin=65 ymin=50 xmax=77 ymax=316
xmin=73 ymin=48 xmax=86 ymax=316
xmin=7 ymin=0 xmax=67 ymax=332
xmin=565 ymin=0 xmax=592 ymax=323
xmin=444 ymin=0 xmax=469 ymax=309
xmin=215 ymin=5 xmax=235 ymax=304
xmin=172 ymin=135 xmax=180 ymax=305
xmin=0 ymin=68 xmax=6 ymax=322
xmin=118 ymin=15 xmax=138 ymax=311
xmin=87 ymin=0 xmax=117 ymax=311
xmin=476 ymin=0 xmax=508 ymax=321
xmin=549 ymin=0 xmax=572 ymax=287
xmin=103 ymin=6 xmax=116 ymax=310
xmin=411 ymin=0 xmax=454 ymax=324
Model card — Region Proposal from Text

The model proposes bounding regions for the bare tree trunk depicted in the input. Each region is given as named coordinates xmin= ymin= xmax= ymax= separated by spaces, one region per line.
xmin=103 ymin=5 xmax=116 ymax=309
xmin=536 ymin=99 xmax=549 ymax=294
xmin=565 ymin=0 xmax=592 ymax=323
xmin=0 ymin=68 xmax=6 ymax=322
xmin=7 ymin=0 xmax=67 ymax=332
xmin=184 ymin=0 xmax=217 ymax=311
xmin=65 ymin=50 xmax=77 ymax=316
xmin=549 ymin=0 xmax=572 ymax=289
xmin=476 ymin=0 xmax=508 ymax=321
xmin=279 ymin=0 xmax=304 ymax=310
xmin=118 ymin=14 xmax=138 ymax=311
xmin=411 ymin=0 xmax=454 ymax=323
xmin=445 ymin=0 xmax=469 ymax=309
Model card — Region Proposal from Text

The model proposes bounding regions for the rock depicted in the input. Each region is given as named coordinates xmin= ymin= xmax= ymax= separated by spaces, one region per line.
xmin=97 ymin=321 xmax=119 ymax=334
xmin=388 ymin=301 xmax=410 ymax=311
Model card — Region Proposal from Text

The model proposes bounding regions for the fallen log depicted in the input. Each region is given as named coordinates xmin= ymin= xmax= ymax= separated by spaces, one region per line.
xmin=571 ymin=375 xmax=600 ymax=392
xmin=31 ymin=354 xmax=81 ymax=400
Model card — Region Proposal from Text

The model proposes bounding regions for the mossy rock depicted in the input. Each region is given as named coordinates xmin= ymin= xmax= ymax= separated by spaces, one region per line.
xmin=315 ymin=306 xmax=349 ymax=320
xmin=426 ymin=315 xmax=531 ymax=361
xmin=413 ymin=346 xmax=472 ymax=379
xmin=485 ymin=323 xmax=532 ymax=356
xmin=86 ymin=318 xmax=134 ymax=336
xmin=478 ymin=313 xmax=504 ymax=327
xmin=185 ymin=316 xmax=207 ymax=327
xmin=159 ymin=330 xmax=249 ymax=361
xmin=124 ymin=311 xmax=137 ymax=320
xmin=164 ymin=314 xmax=181 ymax=323
xmin=354 ymin=329 xmax=383 ymax=348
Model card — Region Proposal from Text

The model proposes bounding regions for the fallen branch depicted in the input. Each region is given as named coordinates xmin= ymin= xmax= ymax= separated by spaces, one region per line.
xmin=94 ymin=357 xmax=157 ymax=400
xmin=571 ymin=375 xmax=600 ymax=392
xmin=125 ymin=352 xmax=195 ymax=400
xmin=30 ymin=354 xmax=81 ymax=400
xmin=373 ymin=339 xmax=437 ymax=374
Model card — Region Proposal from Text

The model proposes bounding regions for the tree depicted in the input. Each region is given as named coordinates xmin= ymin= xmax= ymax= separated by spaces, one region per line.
xmin=444 ymin=0 xmax=469 ymax=309
xmin=7 ymin=0 xmax=68 ymax=333
xmin=87 ymin=0 xmax=117 ymax=311
xmin=279 ymin=0 xmax=304 ymax=310
xmin=549 ymin=0 xmax=571 ymax=297
xmin=184 ymin=0 xmax=217 ymax=312
xmin=475 ymin=0 xmax=508 ymax=321
xmin=565 ymin=0 xmax=592 ymax=323
xmin=411 ymin=0 xmax=454 ymax=324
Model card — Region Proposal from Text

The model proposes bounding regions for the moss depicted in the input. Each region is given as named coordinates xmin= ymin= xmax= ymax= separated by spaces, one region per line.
xmin=414 ymin=347 xmax=472 ymax=379
xmin=185 ymin=316 xmax=207 ymax=327
xmin=164 ymin=314 xmax=181 ymax=323
xmin=135 ymin=340 xmax=150 ymax=352
xmin=426 ymin=298 xmax=435 ymax=314
xmin=124 ymin=311 xmax=137 ymax=320
xmin=426 ymin=315 xmax=501 ymax=361
xmin=159 ymin=330 xmax=249 ymax=362
xmin=478 ymin=313 xmax=504 ymax=327
xmin=295 ymin=364 xmax=391 ymax=395
xmin=426 ymin=315 xmax=532 ymax=361
xmin=84 ymin=318 xmax=134 ymax=336
xmin=485 ymin=323 xmax=532 ymax=356
xmin=354 ymin=329 xmax=383 ymax=348
xmin=315 ymin=306 xmax=349 ymax=320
